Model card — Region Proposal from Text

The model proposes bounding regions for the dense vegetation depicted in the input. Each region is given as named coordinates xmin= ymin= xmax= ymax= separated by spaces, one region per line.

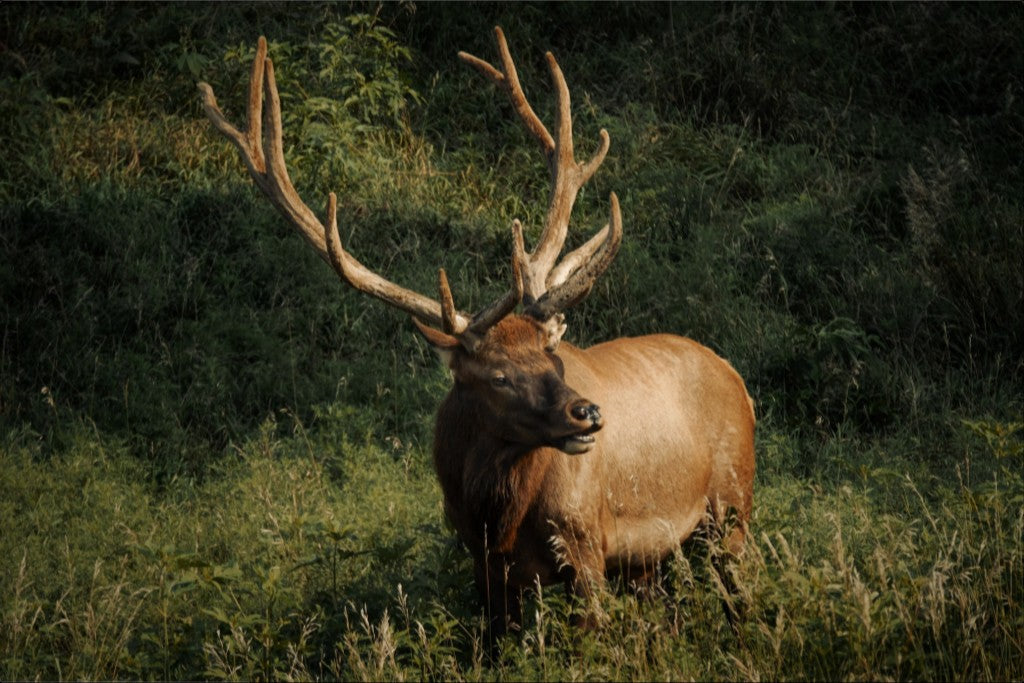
xmin=1 ymin=2 xmax=1021 ymax=679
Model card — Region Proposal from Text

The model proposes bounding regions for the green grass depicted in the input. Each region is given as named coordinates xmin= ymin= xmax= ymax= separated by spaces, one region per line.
xmin=2 ymin=416 xmax=1020 ymax=680
xmin=1 ymin=2 xmax=1022 ymax=680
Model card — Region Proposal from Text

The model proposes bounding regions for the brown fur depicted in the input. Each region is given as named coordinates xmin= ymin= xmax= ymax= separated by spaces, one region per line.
xmin=426 ymin=315 xmax=756 ymax=638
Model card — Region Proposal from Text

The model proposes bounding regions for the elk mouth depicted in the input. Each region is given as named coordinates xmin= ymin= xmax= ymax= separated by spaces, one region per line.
xmin=557 ymin=433 xmax=596 ymax=455
xmin=553 ymin=424 xmax=602 ymax=455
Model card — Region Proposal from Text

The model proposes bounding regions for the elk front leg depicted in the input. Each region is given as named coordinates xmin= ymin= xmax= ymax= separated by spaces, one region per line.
xmin=556 ymin=529 xmax=607 ymax=630
xmin=474 ymin=556 xmax=523 ymax=648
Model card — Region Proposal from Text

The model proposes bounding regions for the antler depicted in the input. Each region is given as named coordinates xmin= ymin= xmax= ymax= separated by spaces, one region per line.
xmin=459 ymin=26 xmax=623 ymax=322
xmin=197 ymin=37 xmax=522 ymax=347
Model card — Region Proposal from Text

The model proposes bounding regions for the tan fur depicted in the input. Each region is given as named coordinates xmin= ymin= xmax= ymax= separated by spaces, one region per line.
xmin=431 ymin=316 xmax=755 ymax=636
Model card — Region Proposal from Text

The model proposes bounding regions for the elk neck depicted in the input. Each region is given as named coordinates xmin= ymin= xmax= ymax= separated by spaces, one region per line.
xmin=434 ymin=382 xmax=556 ymax=555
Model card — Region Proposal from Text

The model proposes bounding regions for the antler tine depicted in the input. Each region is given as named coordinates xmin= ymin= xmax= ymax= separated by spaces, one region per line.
xmin=259 ymin=57 xmax=334 ymax=258
xmin=526 ymin=192 xmax=622 ymax=321
xmin=459 ymin=27 xmax=555 ymax=159
xmin=460 ymin=26 xmax=618 ymax=318
xmin=197 ymin=38 xmax=267 ymax=182
xmin=200 ymin=36 xmax=525 ymax=342
xmin=438 ymin=269 xmax=459 ymax=335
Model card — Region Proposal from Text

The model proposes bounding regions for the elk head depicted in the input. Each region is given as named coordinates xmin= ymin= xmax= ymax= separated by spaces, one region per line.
xmin=197 ymin=28 xmax=621 ymax=454
xmin=421 ymin=314 xmax=604 ymax=455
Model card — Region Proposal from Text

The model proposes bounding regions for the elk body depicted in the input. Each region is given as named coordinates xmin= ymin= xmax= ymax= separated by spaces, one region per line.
xmin=199 ymin=28 xmax=754 ymax=638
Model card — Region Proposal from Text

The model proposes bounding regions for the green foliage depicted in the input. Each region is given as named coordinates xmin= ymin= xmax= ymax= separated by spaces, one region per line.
xmin=1 ymin=421 xmax=1020 ymax=680
xmin=217 ymin=12 xmax=423 ymax=190
xmin=1 ymin=2 xmax=1022 ymax=680
xmin=962 ymin=419 xmax=1024 ymax=462
xmin=312 ymin=15 xmax=422 ymax=128
xmin=902 ymin=139 xmax=1024 ymax=359
xmin=759 ymin=316 xmax=892 ymax=430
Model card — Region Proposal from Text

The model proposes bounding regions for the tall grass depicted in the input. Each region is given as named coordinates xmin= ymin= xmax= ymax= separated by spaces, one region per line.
xmin=1 ymin=416 xmax=1020 ymax=679
xmin=1 ymin=2 xmax=1021 ymax=679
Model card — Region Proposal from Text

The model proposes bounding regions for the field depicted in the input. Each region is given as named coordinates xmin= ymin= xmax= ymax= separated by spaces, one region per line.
xmin=1 ymin=3 xmax=1021 ymax=680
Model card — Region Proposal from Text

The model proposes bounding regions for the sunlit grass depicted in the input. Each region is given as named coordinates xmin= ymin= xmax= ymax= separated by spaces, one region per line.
xmin=2 ymin=418 xmax=1020 ymax=680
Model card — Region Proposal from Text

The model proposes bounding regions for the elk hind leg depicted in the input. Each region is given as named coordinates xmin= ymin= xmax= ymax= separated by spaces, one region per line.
xmin=707 ymin=499 xmax=749 ymax=633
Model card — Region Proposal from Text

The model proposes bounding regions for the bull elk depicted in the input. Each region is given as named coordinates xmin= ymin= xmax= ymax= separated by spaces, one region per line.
xmin=198 ymin=27 xmax=755 ymax=639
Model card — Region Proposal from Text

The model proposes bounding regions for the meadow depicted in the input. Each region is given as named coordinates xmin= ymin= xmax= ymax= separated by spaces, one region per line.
xmin=1 ymin=3 xmax=1021 ymax=680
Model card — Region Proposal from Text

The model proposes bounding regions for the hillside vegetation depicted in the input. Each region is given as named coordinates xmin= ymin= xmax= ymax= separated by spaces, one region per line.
xmin=1 ymin=3 xmax=1021 ymax=680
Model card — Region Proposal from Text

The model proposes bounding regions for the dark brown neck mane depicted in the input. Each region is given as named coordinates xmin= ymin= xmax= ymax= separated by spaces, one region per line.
xmin=434 ymin=382 xmax=554 ymax=555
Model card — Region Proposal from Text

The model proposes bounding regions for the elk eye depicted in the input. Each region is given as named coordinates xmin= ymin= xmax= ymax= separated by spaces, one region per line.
xmin=490 ymin=374 xmax=511 ymax=389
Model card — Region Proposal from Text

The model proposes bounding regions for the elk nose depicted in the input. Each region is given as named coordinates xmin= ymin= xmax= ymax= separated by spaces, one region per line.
xmin=571 ymin=402 xmax=602 ymax=425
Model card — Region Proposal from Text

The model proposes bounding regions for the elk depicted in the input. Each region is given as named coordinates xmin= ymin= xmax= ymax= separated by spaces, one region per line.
xmin=198 ymin=27 xmax=755 ymax=639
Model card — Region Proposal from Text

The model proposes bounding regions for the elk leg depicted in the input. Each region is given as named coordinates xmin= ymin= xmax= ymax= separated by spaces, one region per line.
xmin=708 ymin=503 xmax=749 ymax=634
xmin=559 ymin=536 xmax=606 ymax=630
xmin=714 ymin=552 xmax=743 ymax=630
xmin=475 ymin=558 xmax=523 ymax=648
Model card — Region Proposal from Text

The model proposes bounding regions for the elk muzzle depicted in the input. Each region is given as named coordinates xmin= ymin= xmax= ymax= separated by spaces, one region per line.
xmin=559 ymin=399 xmax=603 ymax=455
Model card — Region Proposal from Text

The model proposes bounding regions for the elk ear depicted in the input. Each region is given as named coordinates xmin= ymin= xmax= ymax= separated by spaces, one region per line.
xmin=412 ymin=317 xmax=461 ymax=367
xmin=541 ymin=313 xmax=567 ymax=352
